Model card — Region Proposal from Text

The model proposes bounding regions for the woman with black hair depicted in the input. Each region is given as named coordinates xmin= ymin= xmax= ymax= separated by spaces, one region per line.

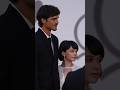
xmin=58 ymin=40 xmax=80 ymax=90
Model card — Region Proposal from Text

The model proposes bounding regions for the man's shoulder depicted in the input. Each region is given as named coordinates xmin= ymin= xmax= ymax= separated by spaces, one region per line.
xmin=75 ymin=67 xmax=84 ymax=73
xmin=1 ymin=4 xmax=16 ymax=18
xmin=62 ymin=68 xmax=84 ymax=90
xmin=2 ymin=4 xmax=25 ymax=23
xmin=67 ymin=68 xmax=84 ymax=78
xmin=36 ymin=28 xmax=43 ymax=36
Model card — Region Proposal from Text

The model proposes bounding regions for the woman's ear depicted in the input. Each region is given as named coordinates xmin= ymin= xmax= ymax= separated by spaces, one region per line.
xmin=62 ymin=51 xmax=65 ymax=57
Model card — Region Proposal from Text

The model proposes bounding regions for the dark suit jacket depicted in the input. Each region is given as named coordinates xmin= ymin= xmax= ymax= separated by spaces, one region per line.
xmin=62 ymin=68 xmax=84 ymax=90
xmin=0 ymin=4 xmax=34 ymax=90
xmin=35 ymin=28 xmax=60 ymax=90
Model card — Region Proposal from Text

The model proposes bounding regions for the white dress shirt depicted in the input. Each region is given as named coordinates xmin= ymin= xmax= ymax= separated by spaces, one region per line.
xmin=58 ymin=64 xmax=79 ymax=90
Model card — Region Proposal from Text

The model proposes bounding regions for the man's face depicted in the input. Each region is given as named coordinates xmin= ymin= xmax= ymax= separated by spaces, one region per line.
xmin=85 ymin=48 xmax=102 ymax=84
xmin=42 ymin=15 xmax=59 ymax=31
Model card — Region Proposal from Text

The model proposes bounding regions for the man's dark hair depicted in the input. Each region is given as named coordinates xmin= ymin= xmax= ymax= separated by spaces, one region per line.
xmin=37 ymin=5 xmax=60 ymax=27
xmin=58 ymin=40 xmax=78 ymax=61
xmin=85 ymin=34 xmax=104 ymax=59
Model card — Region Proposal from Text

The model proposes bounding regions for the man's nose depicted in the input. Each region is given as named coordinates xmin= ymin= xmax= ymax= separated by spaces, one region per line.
xmin=55 ymin=19 xmax=59 ymax=24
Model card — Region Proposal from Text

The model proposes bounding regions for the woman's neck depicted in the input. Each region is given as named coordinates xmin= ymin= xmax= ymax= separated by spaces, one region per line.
xmin=62 ymin=60 xmax=73 ymax=67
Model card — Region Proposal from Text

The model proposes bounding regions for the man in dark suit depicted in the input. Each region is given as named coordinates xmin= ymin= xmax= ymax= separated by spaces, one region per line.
xmin=35 ymin=5 xmax=60 ymax=90
xmin=0 ymin=0 xmax=35 ymax=90
xmin=62 ymin=68 xmax=84 ymax=90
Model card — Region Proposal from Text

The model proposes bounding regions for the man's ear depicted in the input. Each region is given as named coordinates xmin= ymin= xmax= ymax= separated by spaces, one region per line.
xmin=41 ymin=18 xmax=46 ymax=24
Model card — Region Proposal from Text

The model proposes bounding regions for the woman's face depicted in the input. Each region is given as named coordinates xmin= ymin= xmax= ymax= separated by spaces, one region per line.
xmin=63 ymin=47 xmax=78 ymax=62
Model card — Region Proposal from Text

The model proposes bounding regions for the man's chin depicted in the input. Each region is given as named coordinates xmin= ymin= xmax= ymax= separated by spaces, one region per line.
xmin=52 ymin=28 xmax=57 ymax=31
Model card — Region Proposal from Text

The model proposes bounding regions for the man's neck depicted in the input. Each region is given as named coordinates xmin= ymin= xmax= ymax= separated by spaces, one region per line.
xmin=14 ymin=1 xmax=35 ymax=26
xmin=41 ymin=26 xmax=51 ymax=37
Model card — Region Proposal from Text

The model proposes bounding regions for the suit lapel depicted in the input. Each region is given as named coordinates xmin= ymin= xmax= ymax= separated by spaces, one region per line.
xmin=6 ymin=4 xmax=31 ymax=32
xmin=51 ymin=35 xmax=58 ymax=57
xmin=37 ymin=29 xmax=53 ymax=54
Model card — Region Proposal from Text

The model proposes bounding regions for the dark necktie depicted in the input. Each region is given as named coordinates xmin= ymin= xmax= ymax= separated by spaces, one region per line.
xmin=47 ymin=38 xmax=53 ymax=55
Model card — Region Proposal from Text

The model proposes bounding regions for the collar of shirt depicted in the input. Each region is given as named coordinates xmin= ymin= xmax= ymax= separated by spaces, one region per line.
xmin=10 ymin=2 xmax=34 ymax=29
xmin=39 ymin=27 xmax=51 ymax=38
